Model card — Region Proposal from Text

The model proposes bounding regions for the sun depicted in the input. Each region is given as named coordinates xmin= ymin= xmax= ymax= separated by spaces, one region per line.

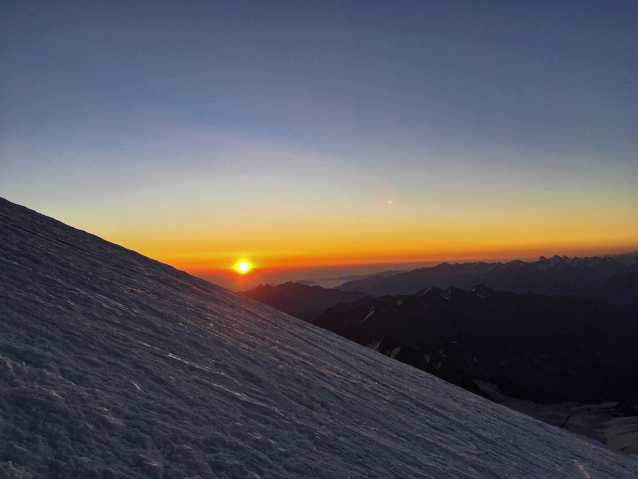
xmin=236 ymin=261 xmax=251 ymax=274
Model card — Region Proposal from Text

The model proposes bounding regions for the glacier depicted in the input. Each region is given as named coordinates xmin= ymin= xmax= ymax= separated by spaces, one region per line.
xmin=1 ymin=197 xmax=637 ymax=478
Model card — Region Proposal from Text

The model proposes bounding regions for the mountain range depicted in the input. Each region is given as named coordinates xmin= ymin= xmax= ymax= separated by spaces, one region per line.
xmin=335 ymin=254 xmax=638 ymax=315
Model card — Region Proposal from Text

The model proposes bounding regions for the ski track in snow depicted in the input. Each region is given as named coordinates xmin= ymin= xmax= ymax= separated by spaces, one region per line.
xmin=1 ymin=198 xmax=638 ymax=478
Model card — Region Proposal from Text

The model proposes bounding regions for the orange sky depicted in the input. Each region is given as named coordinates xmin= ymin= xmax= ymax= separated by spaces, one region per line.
xmin=108 ymin=203 xmax=638 ymax=268
xmin=86 ymin=203 xmax=637 ymax=290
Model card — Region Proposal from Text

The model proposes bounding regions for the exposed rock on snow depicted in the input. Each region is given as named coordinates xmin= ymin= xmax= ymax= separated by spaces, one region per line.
xmin=1 ymin=197 xmax=637 ymax=478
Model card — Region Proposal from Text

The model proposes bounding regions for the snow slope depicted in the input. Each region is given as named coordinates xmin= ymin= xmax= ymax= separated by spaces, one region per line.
xmin=1 ymin=197 xmax=637 ymax=478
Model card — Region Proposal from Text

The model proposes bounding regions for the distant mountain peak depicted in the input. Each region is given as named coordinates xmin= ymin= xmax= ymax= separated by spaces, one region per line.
xmin=417 ymin=286 xmax=442 ymax=296
xmin=470 ymin=284 xmax=494 ymax=298
xmin=336 ymin=252 xmax=638 ymax=314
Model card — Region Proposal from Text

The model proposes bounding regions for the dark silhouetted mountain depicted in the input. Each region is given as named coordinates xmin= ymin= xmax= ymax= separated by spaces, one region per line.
xmin=313 ymin=285 xmax=638 ymax=405
xmin=592 ymin=271 xmax=638 ymax=316
xmin=239 ymin=282 xmax=368 ymax=321
xmin=336 ymin=254 xmax=638 ymax=314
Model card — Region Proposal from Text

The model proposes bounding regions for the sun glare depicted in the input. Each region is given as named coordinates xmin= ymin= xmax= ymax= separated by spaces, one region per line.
xmin=236 ymin=261 xmax=251 ymax=274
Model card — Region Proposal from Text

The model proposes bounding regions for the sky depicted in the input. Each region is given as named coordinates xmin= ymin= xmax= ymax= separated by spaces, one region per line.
xmin=2 ymin=1 xmax=637 ymax=289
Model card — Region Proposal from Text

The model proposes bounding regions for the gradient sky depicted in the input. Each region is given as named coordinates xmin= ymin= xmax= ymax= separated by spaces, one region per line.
xmin=2 ymin=1 xmax=637 ymax=289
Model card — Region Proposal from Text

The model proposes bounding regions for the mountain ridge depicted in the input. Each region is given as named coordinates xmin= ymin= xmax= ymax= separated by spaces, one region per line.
xmin=336 ymin=253 xmax=638 ymax=314
xmin=239 ymin=282 xmax=368 ymax=322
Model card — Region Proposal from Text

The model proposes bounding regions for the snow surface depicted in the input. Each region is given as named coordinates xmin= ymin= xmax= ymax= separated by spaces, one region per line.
xmin=1 ymin=198 xmax=638 ymax=478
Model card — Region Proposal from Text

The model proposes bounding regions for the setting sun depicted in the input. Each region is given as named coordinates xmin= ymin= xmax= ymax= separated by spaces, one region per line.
xmin=236 ymin=261 xmax=251 ymax=274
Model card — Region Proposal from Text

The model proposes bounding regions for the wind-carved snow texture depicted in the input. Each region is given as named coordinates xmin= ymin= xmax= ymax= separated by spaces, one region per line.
xmin=1 ymin=198 xmax=637 ymax=478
